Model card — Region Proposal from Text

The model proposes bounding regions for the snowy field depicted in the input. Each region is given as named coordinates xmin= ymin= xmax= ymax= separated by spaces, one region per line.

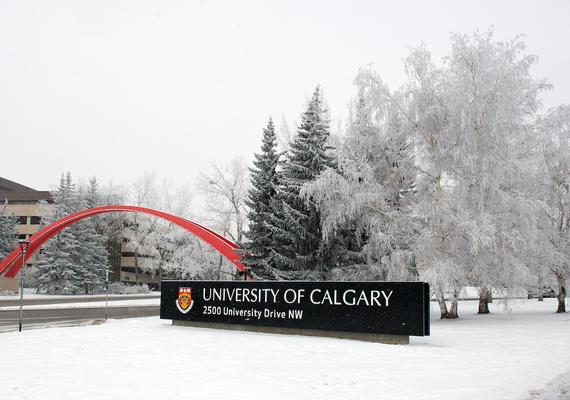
xmin=0 ymin=298 xmax=568 ymax=400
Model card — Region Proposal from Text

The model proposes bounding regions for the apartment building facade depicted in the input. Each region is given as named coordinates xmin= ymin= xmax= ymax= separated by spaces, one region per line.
xmin=0 ymin=177 xmax=161 ymax=288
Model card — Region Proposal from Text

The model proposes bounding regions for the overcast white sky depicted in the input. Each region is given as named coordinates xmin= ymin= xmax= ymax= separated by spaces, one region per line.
xmin=1 ymin=0 xmax=569 ymax=192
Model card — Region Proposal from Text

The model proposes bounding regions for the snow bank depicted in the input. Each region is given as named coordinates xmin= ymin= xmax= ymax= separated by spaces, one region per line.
xmin=0 ymin=298 xmax=568 ymax=400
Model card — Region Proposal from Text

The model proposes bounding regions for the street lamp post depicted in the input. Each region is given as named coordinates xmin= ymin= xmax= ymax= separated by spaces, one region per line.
xmin=105 ymin=269 xmax=115 ymax=321
xmin=18 ymin=240 xmax=30 ymax=332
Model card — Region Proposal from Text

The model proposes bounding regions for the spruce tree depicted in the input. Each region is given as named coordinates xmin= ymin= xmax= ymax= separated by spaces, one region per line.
xmin=241 ymin=118 xmax=281 ymax=276
xmin=0 ymin=201 xmax=17 ymax=260
xmin=36 ymin=174 xmax=83 ymax=294
xmin=80 ymin=178 xmax=110 ymax=293
xmin=71 ymin=184 xmax=107 ymax=293
xmin=268 ymin=86 xmax=335 ymax=276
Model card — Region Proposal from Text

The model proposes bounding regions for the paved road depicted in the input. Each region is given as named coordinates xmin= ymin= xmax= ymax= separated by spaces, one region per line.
xmin=0 ymin=295 xmax=161 ymax=332
xmin=0 ymin=305 xmax=160 ymax=332
xmin=0 ymin=293 xmax=160 ymax=307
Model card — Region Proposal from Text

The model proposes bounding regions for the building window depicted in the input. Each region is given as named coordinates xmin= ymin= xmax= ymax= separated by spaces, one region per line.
xmin=30 ymin=216 xmax=42 ymax=225
xmin=18 ymin=234 xmax=27 ymax=240
xmin=123 ymin=276 xmax=130 ymax=281
xmin=17 ymin=216 xmax=27 ymax=225
xmin=121 ymin=252 xmax=152 ymax=258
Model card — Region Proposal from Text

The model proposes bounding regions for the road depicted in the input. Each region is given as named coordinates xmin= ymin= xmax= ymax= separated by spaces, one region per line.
xmin=0 ymin=293 xmax=160 ymax=307
xmin=0 ymin=294 xmax=160 ymax=332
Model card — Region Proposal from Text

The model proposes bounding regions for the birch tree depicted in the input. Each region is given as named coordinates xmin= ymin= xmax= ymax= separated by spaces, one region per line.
xmin=538 ymin=105 xmax=570 ymax=313
xmin=397 ymin=46 xmax=460 ymax=318
xmin=442 ymin=31 xmax=548 ymax=314
xmin=125 ymin=172 xmax=194 ymax=286
xmin=197 ymin=158 xmax=249 ymax=245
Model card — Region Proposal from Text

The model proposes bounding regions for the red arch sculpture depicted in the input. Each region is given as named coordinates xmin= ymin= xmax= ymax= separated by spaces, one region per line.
xmin=0 ymin=205 xmax=244 ymax=278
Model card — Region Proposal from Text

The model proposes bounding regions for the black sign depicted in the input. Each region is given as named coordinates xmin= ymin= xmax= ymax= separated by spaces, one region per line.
xmin=160 ymin=281 xmax=430 ymax=337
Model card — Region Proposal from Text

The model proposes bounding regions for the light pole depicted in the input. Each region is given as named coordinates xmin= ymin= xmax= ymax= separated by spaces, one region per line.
xmin=104 ymin=269 xmax=115 ymax=321
xmin=18 ymin=239 xmax=30 ymax=332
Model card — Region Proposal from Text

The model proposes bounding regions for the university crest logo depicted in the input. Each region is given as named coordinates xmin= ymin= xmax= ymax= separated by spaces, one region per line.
xmin=176 ymin=287 xmax=194 ymax=314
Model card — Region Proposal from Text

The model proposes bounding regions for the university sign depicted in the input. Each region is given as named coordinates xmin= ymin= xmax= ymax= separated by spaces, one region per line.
xmin=160 ymin=281 xmax=430 ymax=340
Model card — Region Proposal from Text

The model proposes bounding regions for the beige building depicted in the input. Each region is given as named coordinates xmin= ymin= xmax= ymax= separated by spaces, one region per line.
xmin=0 ymin=177 xmax=161 ymax=289
xmin=0 ymin=177 xmax=52 ymax=291
xmin=0 ymin=177 xmax=52 ymax=241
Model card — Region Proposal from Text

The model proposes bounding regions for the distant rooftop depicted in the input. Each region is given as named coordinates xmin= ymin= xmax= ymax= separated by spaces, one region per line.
xmin=0 ymin=177 xmax=52 ymax=203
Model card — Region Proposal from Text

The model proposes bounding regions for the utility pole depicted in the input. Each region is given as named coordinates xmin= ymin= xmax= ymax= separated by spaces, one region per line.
xmin=18 ymin=240 xmax=30 ymax=332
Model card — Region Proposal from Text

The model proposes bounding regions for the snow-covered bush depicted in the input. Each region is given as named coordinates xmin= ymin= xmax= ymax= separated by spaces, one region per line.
xmin=107 ymin=282 xmax=151 ymax=294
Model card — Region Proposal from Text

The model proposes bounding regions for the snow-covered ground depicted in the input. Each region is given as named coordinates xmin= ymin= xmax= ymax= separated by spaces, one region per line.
xmin=0 ymin=298 xmax=568 ymax=400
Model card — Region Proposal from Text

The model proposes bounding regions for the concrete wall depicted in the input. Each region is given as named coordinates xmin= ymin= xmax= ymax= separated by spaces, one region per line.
xmin=173 ymin=320 xmax=410 ymax=345
xmin=0 ymin=277 xmax=18 ymax=292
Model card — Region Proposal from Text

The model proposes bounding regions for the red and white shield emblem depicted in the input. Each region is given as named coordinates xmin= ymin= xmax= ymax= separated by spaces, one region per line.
xmin=176 ymin=287 xmax=194 ymax=314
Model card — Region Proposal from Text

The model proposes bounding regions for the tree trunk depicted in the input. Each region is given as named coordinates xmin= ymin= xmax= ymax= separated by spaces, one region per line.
xmin=478 ymin=288 xmax=490 ymax=314
xmin=134 ymin=251 xmax=140 ymax=285
xmin=537 ymin=268 xmax=544 ymax=301
xmin=433 ymin=176 xmax=450 ymax=320
xmin=448 ymin=289 xmax=460 ymax=319
xmin=556 ymin=272 xmax=566 ymax=313
xmin=218 ymin=255 xmax=223 ymax=280
xmin=486 ymin=289 xmax=493 ymax=303
xmin=158 ymin=260 xmax=163 ymax=291
xmin=436 ymin=289 xmax=449 ymax=319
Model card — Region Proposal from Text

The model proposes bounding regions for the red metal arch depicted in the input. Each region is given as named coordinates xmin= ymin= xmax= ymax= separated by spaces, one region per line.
xmin=0 ymin=205 xmax=244 ymax=278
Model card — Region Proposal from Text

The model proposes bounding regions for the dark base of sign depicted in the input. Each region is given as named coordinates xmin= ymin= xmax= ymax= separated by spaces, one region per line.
xmin=172 ymin=320 xmax=409 ymax=345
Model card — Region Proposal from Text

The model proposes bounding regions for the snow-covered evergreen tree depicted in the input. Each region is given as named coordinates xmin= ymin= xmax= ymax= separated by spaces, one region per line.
xmin=241 ymin=118 xmax=281 ymax=276
xmin=0 ymin=201 xmax=17 ymax=260
xmin=268 ymin=86 xmax=336 ymax=277
xmin=75 ymin=179 xmax=109 ymax=293
xmin=36 ymin=173 xmax=83 ymax=294
xmin=303 ymin=78 xmax=418 ymax=282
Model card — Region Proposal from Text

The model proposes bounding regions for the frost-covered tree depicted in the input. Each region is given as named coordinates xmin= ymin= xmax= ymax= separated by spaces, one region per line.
xmin=35 ymin=174 xmax=110 ymax=294
xmin=379 ymin=31 xmax=548 ymax=318
xmin=75 ymin=179 xmax=109 ymax=293
xmin=36 ymin=173 xmax=83 ymax=294
xmin=124 ymin=172 xmax=195 ymax=286
xmin=442 ymin=31 xmax=548 ymax=315
xmin=162 ymin=235 xmax=219 ymax=280
xmin=268 ymin=86 xmax=336 ymax=277
xmin=196 ymin=159 xmax=249 ymax=279
xmin=393 ymin=46 xmax=461 ymax=318
xmin=303 ymin=79 xmax=418 ymax=282
xmin=122 ymin=172 xmax=162 ymax=285
xmin=537 ymin=105 xmax=570 ymax=313
xmin=197 ymin=158 xmax=249 ymax=245
xmin=0 ymin=201 xmax=17 ymax=260
xmin=241 ymin=118 xmax=281 ymax=276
